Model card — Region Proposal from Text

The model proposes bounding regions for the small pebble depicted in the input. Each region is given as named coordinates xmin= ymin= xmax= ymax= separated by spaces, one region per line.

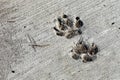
xmin=111 ymin=22 xmax=115 ymax=25
xmin=11 ymin=70 xmax=15 ymax=73
xmin=24 ymin=26 xmax=27 ymax=28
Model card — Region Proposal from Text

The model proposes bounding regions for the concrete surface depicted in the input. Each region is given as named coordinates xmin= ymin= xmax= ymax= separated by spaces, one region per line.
xmin=0 ymin=0 xmax=120 ymax=80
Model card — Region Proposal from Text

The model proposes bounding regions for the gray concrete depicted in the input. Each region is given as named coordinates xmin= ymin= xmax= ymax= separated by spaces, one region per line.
xmin=0 ymin=0 xmax=120 ymax=80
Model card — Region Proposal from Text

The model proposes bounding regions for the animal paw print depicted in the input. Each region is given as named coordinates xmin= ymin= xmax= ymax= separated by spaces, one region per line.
xmin=53 ymin=14 xmax=83 ymax=39
xmin=70 ymin=38 xmax=98 ymax=63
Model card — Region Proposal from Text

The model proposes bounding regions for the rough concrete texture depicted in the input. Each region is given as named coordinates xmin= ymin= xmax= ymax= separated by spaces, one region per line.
xmin=0 ymin=0 xmax=120 ymax=80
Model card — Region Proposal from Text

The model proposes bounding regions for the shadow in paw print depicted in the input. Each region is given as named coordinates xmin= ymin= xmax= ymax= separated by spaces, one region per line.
xmin=79 ymin=20 xmax=84 ymax=27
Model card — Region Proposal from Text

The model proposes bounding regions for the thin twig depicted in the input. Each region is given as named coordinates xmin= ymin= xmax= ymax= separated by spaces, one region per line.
xmin=7 ymin=20 xmax=16 ymax=23
xmin=29 ymin=44 xmax=50 ymax=47
xmin=26 ymin=34 xmax=50 ymax=52
xmin=26 ymin=34 xmax=37 ymax=52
